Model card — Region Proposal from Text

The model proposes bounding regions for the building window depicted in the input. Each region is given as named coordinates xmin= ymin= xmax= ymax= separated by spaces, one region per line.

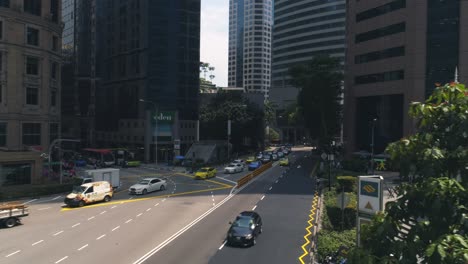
xmin=50 ymin=0 xmax=59 ymax=23
xmin=355 ymin=23 xmax=406 ymax=43
xmin=0 ymin=0 xmax=10 ymax=8
xmin=22 ymin=123 xmax=41 ymax=145
xmin=0 ymin=122 xmax=6 ymax=146
xmin=0 ymin=20 xmax=3 ymax=39
xmin=0 ymin=163 xmax=32 ymax=185
xmin=24 ymin=0 xmax=41 ymax=16
xmin=26 ymin=57 xmax=39 ymax=75
xmin=355 ymin=70 xmax=405 ymax=85
xmin=355 ymin=46 xmax=405 ymax=64
xmin=26 ymin=86 xmax=38 ymax=105
xmin=356 ymin=0 xmax=406 ymax=22
xmin=49 ymin=123 xmax=58 ymax=144
xmin=50 ymin=89 xmax=56 ymax=107
xmin=52 ymin=35 xmax=58 ymax=51
xmin=50 ymin=61 xmax=58 ymax=79
xmin=26 ymin=27 xmax=39 ymax=46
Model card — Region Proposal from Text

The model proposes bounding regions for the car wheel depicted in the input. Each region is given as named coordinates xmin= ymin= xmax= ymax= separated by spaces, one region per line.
xmin=104 ymin=195 xmax=111 ymax=202
xmin=259 ymin=227 xmax=263 ymax=234
xmin=78 ymin=200 xmax=85 ymax=207
xmin=142 ymin=189 xmax=147 ymax=195
xmin=4 ymin=218 xmax=16 ymax=228
xmin=160 ymin=185 xmax=166 ymax=191
xmin=252 ymin=237 xmax=257 ymax=246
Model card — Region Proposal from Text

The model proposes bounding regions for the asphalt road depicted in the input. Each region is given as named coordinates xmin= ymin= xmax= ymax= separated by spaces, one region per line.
xmin=140 ymin=151 xmax=317 ymax=264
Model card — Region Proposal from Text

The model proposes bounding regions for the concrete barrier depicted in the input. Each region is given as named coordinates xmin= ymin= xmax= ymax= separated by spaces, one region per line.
xmin=237 ymin=162 xmax=273 ymax=188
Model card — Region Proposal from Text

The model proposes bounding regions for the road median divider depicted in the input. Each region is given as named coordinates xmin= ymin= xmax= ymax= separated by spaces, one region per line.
xmin=237 ymin=162 xmax=273 ymax=188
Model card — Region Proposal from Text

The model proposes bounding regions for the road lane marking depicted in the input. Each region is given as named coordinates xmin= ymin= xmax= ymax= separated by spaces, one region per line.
xmin=38 ymin=207 xmax=51 ymax=211
xmin=96 ymin=234 xmax=106 ymax=240
xmin=162 ymin=199 xmax=166 ymax=202
xmin=55 ymin=256 xmax=68 ymax=263
xmin=215 ymin=177 xmax=237 ymax=184
xmin=112 ymin=226 xmax=120 ymax=232
xmin=146 ymin=208 xmax=151 ymax=212
xmin=88 ymin=216 xmax=95 ymax=220
xmin=72 ymin=223 xmax=80 ymax=228
xmin=51 ymin=196 xmax=62 ymax=200
xmin=269 ymin=186 xmax=272 ymax=191
xmin=213 ymin=203 xmax=215 ymax=206
xmin=100 ymin=211 xmax=107 ymax=215
xmin=53 ymin=231 xmax=64 ymax=236
xmin=137 ymin=213 xmax=143 ymax=217
xmin=77 ymin=244 xmax=88 ymax=251
xmin=111 ymin=205 xmax=117 ymax=209
xmin=252 ymin=205 xmax=257 ymax=210
xmin=125 ymin=219 xmax=133 ymax=224
xmin=23 ymin=199 xmax=38 ymax=205
xmin=32 ymin=240 xmax=44 ymax=246
xmin=5 ymin=250 xmax=21 ymax=257
xmin=154 ymin=203 xmax=159 ymax=206
xmin=299 ymin=191 xmax=320 ymax=264
xmin=261 ymin=195 xmax=265 ymax=200
xmin=218 ymin=241 xmax=227 ymax=250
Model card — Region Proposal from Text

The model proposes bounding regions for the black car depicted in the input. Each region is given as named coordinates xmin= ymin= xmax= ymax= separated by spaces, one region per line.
xmin=227 ymin=211 xmax=263 ymax=247
xmin=261 ymin=155 xmax=271 ymax=163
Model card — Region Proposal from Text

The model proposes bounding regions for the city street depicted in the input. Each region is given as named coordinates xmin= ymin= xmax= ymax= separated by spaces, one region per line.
xmin=0 ymin=150 xmax=317 ymax=264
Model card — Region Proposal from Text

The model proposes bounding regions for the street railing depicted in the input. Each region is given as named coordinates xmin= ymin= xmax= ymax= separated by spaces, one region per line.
xmin=237 ymin=162 xmax=272 ymax=188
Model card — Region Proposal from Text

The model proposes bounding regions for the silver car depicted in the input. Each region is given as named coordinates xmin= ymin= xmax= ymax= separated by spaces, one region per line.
xmin=224 ymin=163 xmax=244 ymax=174
xmin=129 ymin=177 xmax=167 ymax=195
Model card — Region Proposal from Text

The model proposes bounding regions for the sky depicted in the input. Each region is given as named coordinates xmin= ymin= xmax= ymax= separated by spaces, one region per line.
xmin=200 ymin=0 xmax=229 ymax=87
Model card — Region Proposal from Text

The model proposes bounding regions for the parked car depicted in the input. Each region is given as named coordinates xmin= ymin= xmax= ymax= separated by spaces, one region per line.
xmin=246 ymin=156 xmax=256 ymax=164
xmin=279 ymin=157 xmax=290 ymax=166
xmin=248 ymin=161 xmax=261 ymax=171
xmin=195 ymin=167 xmax=217 ymax=179
xmin=128 ymin=177 xmax=167 ymax=195
xmin=261 ymin=155 xmax=271 ymax=164
xmin=224 ymin=163 xmax=243 ymax=174
xmin=226 ymin=211 xmax=263 ymax=247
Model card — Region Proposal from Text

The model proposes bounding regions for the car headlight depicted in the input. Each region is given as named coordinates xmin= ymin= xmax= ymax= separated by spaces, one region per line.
xmin=245 ymin=234 xmax=253 ymax=239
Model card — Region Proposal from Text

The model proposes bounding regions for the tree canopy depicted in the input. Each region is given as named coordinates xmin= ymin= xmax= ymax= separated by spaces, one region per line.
xmin=289 ymin=55 xmax=343 ymax=145
xmin=349 ymin=82 xmax=468 ymax=264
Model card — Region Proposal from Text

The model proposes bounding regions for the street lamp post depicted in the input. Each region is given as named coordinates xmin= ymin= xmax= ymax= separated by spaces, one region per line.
xmin=140 ymin=99 xmax=158 ymax=165
xmin=370 ymin=118 xmax=377 ymax=175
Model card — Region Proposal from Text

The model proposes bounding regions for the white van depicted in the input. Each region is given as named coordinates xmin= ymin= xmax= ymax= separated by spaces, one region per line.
xmin=64 ymin=181 xmax=113 ymax=207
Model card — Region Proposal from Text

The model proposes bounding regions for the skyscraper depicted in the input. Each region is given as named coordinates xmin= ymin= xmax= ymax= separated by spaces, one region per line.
xmin=228 ymin=0 xmax=273 ymax=98
xmin=344 ymin=0 xmax=468 ymax=154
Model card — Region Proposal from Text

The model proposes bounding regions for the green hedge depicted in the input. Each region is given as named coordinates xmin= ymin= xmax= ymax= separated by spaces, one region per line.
xmin=317 ymin=229 xmax=356 ymax=262
xmin=0 ymin=183 xmax=75 ymax=200
xmin=337 ymin=176 xmax=357 ymax=192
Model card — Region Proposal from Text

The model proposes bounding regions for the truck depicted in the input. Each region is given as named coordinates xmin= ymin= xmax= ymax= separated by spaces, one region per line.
xmin=64 ymin=181 xmax=113 ymax=207
xmin=80 ymin=168 xmax=120 ymax=189
xmin=0 ymin=203 xmax=29 ymax=228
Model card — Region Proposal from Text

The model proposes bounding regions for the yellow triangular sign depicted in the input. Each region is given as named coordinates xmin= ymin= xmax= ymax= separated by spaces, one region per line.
xmin=365 ymin=201 xmax=373 ymax=210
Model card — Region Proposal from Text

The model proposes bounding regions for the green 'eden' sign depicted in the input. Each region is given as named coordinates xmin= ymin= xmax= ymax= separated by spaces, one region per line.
xmin=153 ymin=111 xmax=175 ymax=124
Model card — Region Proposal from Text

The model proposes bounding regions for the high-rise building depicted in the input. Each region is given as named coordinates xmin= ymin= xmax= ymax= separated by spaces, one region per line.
xmin=269 ymin=0 xmax=346 ymax=143
xmin=0 ymin=0 xmax=62 ymax=184
xmin=228 ymin=0 xmax=273 ymax=98
xmin=94 ymin=0 xmax=200 ymax=161
xmin=344 ymin=0 xmax=468 ymax=154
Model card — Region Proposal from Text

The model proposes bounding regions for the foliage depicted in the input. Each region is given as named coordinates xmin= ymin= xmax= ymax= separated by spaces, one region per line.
xmin=268 ymin=127 xmax=279 ymax=141
xmin=337 ymin=176 xmax=357 ymax=192
xmin=353 ymin=83 xmax=468 ymax=264
xmin=322 ymin=189 xmax=357 ymax=230
xmin=289 ymin=55 xmax=343 ymax=144
xmin=341 ymin=158 xmax=368 ymax=173
xmin=317 ymin=229 xmax=356 ymax=262
xmin=264 ymin=100 xmax=276 ymax=126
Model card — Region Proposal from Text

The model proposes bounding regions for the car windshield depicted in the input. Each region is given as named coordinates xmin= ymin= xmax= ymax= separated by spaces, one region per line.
xmin=228 ymin=164 xmax=236 ymax=167
xmin=72 ymin=186 xmax=86 ymax=194
xmin=281 ymin=158 xmax=287 ymax=161
xmin=198 ymin=168 xmax=209 ymax=172
xmin=233 ymin=217 xmax=253 ymax=228
xmin=139 ymin=180 xmax=150 ymax=185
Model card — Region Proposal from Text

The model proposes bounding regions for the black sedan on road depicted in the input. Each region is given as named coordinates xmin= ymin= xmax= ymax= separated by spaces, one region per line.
xmin=226 ymin=211 xmax=263 ymax=247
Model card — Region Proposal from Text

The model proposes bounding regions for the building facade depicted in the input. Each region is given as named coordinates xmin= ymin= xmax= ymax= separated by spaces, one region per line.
xmin=269 ymin=0 xmax=346 ymax=143
xmin=0 ymin=0 xmax=62 ymax=185
xmin=344 ymin=0 xmax=468 ymax=154
xmin=93 ymin=0 xmax=200 ymax=161
xmin=228 ymin=0 xmax=273 ymax=98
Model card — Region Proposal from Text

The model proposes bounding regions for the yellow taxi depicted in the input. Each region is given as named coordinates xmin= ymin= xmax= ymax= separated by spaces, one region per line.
xmin=194 ymin=167 xmax=217 ymax=179
xmin=246 ymin=156 xmax=256 ymax=164
xmin=279 ymin=157 xmax=289 ymax=166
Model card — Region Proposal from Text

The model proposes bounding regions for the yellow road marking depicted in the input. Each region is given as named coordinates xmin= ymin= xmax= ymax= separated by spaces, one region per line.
xmin=174 ymin=173 xmax=233 ymax=188
xmin=60 ymin=185 xmax=233 ymax=212
xmin=299 ymin=192 xmax=319 ymax=264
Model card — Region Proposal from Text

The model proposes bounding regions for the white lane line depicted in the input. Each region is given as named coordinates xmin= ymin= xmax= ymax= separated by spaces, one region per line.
xmin=72 ymin=223 xmax=80 ymax=228
xmin=77 ymin=244 xmax=88 ymax=251
xmin=162 ymin=199 xmax=166 ymax=202
xmin=252 ymin=205 xmax=257 ymax=211
xmin=154 ymin=203 xmax=159 ymax=207
xmin=32 ymin=240 xmax=44 ymax=246
xmin=55 ymin=256 xmax=68 ymax=263
xmin=125 ymin=219 xmax=133 ymax=224
xmin=212 ymin=203 xmax=215 ymax=206
xmin=112 ymin=226 xmax=120 ymax=232
xmin=23 ymin=199 xmax=38 ymax=205
xmin=100 ymin=211 xmax=107 ymax=215
xmin=53 ymin=231 xmax=64 ymax=236
xmin=5 ymin=250 xmax=21 ymax=257
xmin=297 ymin=165 xmax=301 ymax=169
xmin=51 ymin=196 xmax=62 ymax=201
xmin=96 ymin=234 xmax=106 ymax=240
xmin=218 ymin=241 xmax=227 ymax=250
xmin=88 ymin=216 xmax=95 ymax=221
xmin=261 ymin=195 xmax=265 ymax=200
xmin=38 ymin=207 xmax=51 ymax=211
xmin=111 ymin=205 xmax=117 ymax=209
xmin=129 ymin=197 xmax=134 ymax=200
xmin=269 ymin=186 xmax=272 ymax=191
xmin=136 ymin=213 xmax=143 ymax=217
xmin=146 ymin=208 xmax=151 ymax=212
xmin=215 ymin=176 xmax=237 ymax=184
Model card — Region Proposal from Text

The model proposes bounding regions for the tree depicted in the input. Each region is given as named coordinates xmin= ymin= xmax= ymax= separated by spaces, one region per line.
xmin=289 ymin=55 xmax=343 ymax=145
xmin=349 ymin=83 xmax=468 ymax=264
xmin=200 ymin=62 xmax=217 ymax=93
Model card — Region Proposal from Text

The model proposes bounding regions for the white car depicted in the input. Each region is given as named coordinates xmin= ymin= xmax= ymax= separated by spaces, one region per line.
xmin=232 ymin=159 xmax=246 ymax=167
xmin=129 ymin=177 xmax=167 ymax=195
xmin=224 ymin=163 xmax=244 ymax=174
